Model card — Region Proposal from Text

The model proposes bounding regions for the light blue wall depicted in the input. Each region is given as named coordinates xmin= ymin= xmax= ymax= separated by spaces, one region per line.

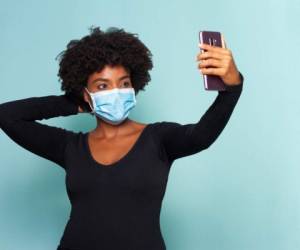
xmin=0 ymin=1 xmax=299 ymax=250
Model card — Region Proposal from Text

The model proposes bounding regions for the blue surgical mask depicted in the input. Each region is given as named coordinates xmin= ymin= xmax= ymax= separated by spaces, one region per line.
xmin=85 ymin=87 xmax=137 ymax=125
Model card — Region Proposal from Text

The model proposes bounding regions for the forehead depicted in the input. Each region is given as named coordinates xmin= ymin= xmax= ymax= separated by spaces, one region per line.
xmin=88 ymin=65 xmax=129 ymax=83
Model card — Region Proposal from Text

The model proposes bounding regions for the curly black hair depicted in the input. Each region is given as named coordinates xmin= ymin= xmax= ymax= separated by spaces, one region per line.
xmin=55 ymin=26 xmax=153 ymax=112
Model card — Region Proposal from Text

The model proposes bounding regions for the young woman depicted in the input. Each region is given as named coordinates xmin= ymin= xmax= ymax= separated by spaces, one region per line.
xmin=0 ymin=26 xmax=244 ymax=250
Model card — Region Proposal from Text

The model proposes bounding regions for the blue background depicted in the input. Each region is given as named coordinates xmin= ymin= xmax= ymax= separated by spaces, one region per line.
xmin=0 ymin=0 xmax=299 ymax=250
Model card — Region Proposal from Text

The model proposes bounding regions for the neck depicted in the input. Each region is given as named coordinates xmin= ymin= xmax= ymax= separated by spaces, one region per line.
xmin=92 ymin=117 xmax=133 ymax=139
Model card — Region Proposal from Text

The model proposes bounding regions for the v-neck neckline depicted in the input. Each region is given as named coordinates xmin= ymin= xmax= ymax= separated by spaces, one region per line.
xmin=84 ymin=123 xmax=152 ymax=169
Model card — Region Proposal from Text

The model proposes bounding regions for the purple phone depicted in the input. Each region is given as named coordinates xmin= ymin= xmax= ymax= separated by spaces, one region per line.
xmin=199 ymin=31 xmax=226 ymax=91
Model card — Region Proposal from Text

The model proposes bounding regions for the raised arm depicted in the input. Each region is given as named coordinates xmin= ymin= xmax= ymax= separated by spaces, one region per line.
xmin=155 ymin=72 xmax=244 ymax=164
xmin=0 ymin=94 xmax=79 ymax=169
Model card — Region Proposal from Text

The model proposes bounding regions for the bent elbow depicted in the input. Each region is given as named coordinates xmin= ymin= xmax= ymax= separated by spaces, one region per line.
xmin=0 ymin=104 xmax=6 ymax=128
xmin=0 ymin=102 xmax=14 ymax=129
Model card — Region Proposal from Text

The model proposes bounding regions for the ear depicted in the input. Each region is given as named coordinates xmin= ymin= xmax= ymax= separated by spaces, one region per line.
xmin=82 ymin=88 xmax=93 ymax=111
xmin=83 ymin=88 xmax=90 ymax=103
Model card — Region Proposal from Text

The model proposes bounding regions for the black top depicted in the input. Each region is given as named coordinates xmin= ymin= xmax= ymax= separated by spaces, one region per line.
xmin=0 ymin=73 xmax=243 ymax=250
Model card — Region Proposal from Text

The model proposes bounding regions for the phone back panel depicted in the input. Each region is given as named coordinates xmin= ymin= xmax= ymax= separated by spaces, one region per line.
xmin=199 ymin=31 xmax=226 ymax=91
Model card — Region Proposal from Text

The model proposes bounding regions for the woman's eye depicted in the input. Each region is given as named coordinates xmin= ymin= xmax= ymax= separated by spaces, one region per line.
xmin=122 ymin=81 xmax=131 ymax=87
xmin=97 ymin=83 xmax=107 ymax=90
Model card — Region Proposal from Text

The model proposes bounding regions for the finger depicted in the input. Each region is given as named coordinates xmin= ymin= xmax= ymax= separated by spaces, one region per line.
xmin=197 ymin=58 xmax=223 ymax=69
xmin=197 ymin=51 xmax=225 ymax=61
xmin=199 ymin=67 xmax=225 ymax=76
xmin=198 ymin=43 xmax=228 ymax=55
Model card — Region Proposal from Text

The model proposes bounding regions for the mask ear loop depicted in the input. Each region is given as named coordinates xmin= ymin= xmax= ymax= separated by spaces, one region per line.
xmin=84 ymin=87 xmax=95 ymax=114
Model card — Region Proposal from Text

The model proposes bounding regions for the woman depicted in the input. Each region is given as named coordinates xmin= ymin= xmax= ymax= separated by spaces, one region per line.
xmin=0 ymin=26 xmax=244 ymax=250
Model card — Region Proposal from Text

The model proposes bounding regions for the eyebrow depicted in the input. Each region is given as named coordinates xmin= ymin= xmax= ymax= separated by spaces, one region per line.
xmin=92 ymin=75 xmax=130 ymax=84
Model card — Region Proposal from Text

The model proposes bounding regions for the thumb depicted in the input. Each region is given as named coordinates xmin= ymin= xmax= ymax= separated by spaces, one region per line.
xmin=221 ymin=33 xmax=227 ymax=49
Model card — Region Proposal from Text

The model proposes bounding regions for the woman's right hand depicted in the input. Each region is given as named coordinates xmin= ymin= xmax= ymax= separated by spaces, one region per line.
xmin=78 ymin=105 xmax=84 ymax=113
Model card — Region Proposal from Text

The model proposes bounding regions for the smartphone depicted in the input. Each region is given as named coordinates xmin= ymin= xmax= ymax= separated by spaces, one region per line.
xmin=199 ymin=31 xmax=226 ymax=91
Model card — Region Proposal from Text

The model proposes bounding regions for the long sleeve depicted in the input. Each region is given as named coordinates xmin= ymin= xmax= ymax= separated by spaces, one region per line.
xmin=0 ymin=94 xmax=79 ymax=169
xmin=155 ymin=71 xmax=244 ymax=164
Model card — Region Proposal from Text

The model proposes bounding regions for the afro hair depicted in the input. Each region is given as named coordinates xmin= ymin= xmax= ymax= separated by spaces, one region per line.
xmin=55 ymin=26 xmax=153 ymax=112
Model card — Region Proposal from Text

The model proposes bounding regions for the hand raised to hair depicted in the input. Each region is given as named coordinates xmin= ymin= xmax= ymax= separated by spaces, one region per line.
xmin=78 ymin=106 xmax=84 ymax=113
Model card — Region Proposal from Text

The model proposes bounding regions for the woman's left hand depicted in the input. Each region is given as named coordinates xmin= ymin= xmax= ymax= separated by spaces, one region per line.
xmin=196 ymin=34 xmax=241 ymax=86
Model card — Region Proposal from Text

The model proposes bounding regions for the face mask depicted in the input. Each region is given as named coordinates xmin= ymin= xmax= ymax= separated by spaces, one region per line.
xmin=85 ymin=87 xmax=137 ymax=125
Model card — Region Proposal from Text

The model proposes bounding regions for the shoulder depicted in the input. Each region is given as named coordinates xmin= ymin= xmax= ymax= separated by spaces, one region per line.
xmin=150 ymin=121 xmax=183 ymax=130
xmin=63 ymin=129 xmax=84 ymax=149
xmin=149 ymin=121 xmax=184 ymax=138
